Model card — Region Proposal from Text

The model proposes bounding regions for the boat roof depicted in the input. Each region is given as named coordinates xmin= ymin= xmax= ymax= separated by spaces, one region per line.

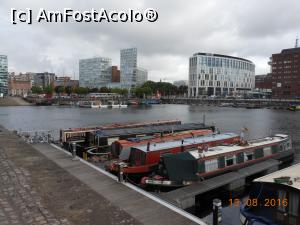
xmin=253 ymin=163 xmax=300 ymax=190
xmin=95 ymin=123 xmax=213 ymax=138
xmin=133 ymin=133 xmax=239 ymax=152
xmin=188 ymin=134 xmax=289 ymax=159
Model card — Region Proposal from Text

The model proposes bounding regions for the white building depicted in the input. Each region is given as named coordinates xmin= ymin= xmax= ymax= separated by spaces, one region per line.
xmin=120 ymin=48 xmax=137 ymax=88
xmin=79 ymin=57 xmax=112 ymax=88
xmin=0 ymin=55 xmax=8 ymax=95
xmin=136 ymin=67 xmax=148 ymax=86
xmin=188 ymin=53 xmax=255 ymax=97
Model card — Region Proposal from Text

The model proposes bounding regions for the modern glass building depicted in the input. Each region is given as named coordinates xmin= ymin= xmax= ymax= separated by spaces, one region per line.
xmin=188 ymin=53 xmax=255 ymax=97
xmin=136 ymin=67 xmax=148 ymax=86
xmin=0 ymin=55 xmax=8 ymax=95
xmin=120 ymin=48 xmax=137 ymax=88
xmin=79 ymin=57 xmax=112 ymax=88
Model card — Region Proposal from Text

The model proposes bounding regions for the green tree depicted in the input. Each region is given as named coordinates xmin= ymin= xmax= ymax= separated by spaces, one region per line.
xmin=55 ymin=86 xmax=65 ymax=95
xmin=31 ymin=86 xmax=43 ymax=94
xmin=44 ymin=85 xmax=54 ymax=94
xmin=65 ymin=86 xmax=74 ymax=95
xmin=99 ymin=87 xmax=110 ymax=93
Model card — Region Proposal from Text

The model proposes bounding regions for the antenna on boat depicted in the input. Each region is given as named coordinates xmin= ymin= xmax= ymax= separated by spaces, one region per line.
xmin=295 ymin=35 xmax=299 ymax=48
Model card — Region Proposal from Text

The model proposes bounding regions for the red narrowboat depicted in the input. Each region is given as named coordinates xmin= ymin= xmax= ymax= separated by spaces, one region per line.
xmin=107 ymin=133 xmax=240 ymax=176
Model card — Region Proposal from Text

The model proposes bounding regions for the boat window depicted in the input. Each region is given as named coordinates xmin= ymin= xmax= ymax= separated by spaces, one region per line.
xmin=226 ymin=156 xmax=235 ymax=166
xmin=245 ymin=152 xmax=253 ymax=161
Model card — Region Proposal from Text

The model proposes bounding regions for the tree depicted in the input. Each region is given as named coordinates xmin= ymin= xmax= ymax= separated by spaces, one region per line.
xmin=44 ymin=85 xmax=54 ymax=94
xmin=99 ymin=87 xmax=110 ymax=93
xmin=65 ymin=86 xmax=74 ymax=95
xmin=90 ymin=88 xmax=99 ymax=93
xmin=31 ymin=86 xmax=43 ymax=94
xmin=74 ymin=87 xmax=89 ymax=95
xmin=55 ymin=86 xmax=65 ymax=95
xmin=111 ymin=88 xmax=128 ymax=96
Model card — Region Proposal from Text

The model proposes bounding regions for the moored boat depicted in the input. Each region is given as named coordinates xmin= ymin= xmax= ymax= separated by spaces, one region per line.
xmin=240 ymin=163 xmax=300 ymax=225
xmin=110 ymin=129 xmax=214 ymax=158
xmin=79 ymin=101 xmax=100 ymax=108
xmin=142 ymin=134 xmax=294 ymax=187
xmin=287 ymin=105 xmax=300 ymax=111
xmin=110 ymin=133 xmax=240 ymax=177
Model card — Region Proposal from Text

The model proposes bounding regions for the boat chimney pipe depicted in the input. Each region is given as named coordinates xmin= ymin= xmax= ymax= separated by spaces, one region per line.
xmin=147 ymin=142 xmax=150 ymax=152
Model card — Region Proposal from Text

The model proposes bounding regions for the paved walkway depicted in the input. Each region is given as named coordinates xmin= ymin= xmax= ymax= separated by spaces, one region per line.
xmin=0 ymin=125 xmax=203 ymax=225
xmin=0 ymin=149 xmax=71 ymax=225
xmin=0 ymin=126 xmax=141 ymax=225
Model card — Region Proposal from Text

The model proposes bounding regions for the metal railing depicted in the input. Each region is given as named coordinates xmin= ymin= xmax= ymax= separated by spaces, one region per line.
xmin=17 ymin=130 xmax=58 ymax=144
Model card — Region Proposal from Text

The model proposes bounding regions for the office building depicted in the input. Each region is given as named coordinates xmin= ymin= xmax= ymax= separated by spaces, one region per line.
xmin=120 ymin=48 xmax=137 ymax=88
xmin=79 ymin=57 xmax=112 ymax=88
xmin=34 ymin=72 xmax=56 ymax=88
xmin=188 ymin=53 xmax=255 ymax=97
xmin=136 ymin=67 xmax=148 ymax=86
xmin=0 ymin=55 xmax=8 ymax=95
xmin=111 ymin=66 xmax=120 ymax=83
xmin=255 ymin=74 xmax=272 ymax=92
xmin=270 ymin=46 xmax=300 ymax=99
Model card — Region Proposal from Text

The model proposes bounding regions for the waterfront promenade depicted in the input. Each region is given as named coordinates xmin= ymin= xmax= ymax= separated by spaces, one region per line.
xmin=0 ymin=97 xmax=32 ymax=106
xmin=0 ymin=125 xmax=203 ymax=225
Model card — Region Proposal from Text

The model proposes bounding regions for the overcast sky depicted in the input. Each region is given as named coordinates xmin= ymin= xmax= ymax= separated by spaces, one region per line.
xmin=0 ymin=0 xmax=300 ymax=82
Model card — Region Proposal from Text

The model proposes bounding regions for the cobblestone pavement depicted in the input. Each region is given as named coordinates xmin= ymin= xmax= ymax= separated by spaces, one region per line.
xmin=0 ymin=126 xmax=142 ymax=225
xmin=0 ymin=149 xmax=72 ymax=225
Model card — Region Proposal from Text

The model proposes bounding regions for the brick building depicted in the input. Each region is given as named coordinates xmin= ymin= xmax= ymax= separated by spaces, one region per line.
xmin=255 ymin=74 xmax=272 ymax=91
xmin=111 ymin=66 xmax=120 ymax=83
xmin=8 ymin=74 xmax=32 ymax=97
xmin=270 ymin=47 xmax=300 ymax=99
xmin=54 ymin=76 xmax=79 ymax=88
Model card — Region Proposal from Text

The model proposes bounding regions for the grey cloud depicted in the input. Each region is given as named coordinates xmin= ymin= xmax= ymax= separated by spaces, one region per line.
xmin=0 ymin=0 xmax=300 ymax=80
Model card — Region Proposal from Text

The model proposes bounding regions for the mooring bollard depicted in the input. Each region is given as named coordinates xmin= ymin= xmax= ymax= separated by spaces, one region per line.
xmin=213 ymin=199 xmax=222 ymax=225
xmin=47 ymin=132 xmax=51 ymax=144
xmin=72 ymin=142 xmax=78 ymax=160
xmin=118 ymin=164 xmax=124 ymax=182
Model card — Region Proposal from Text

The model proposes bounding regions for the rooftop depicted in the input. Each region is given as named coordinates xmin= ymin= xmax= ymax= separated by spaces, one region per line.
xmin=134 ymin=133 xmax=239 ymax=152
xmin=187 ymin=134 xmax=289 ymax=159
xmin=281 ymin=47 xmax=300 ymax=54
xmin=254 ymin=163 xmax=300 ymax=190
xmin=192 ymin=52 xmax=253 ymax=63
xmin=95 ymin=122 xmax=212 ymax=138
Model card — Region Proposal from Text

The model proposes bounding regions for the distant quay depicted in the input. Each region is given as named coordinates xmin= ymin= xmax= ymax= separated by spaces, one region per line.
xmin=0 ymin=96 xmax=33 ymax=106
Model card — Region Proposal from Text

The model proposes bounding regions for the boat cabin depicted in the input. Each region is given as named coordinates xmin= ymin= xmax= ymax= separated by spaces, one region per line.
xmin=126 ymin=133 xmax=240 ymax=167
xmin=241 ymin=163 xmax=300 ymax=225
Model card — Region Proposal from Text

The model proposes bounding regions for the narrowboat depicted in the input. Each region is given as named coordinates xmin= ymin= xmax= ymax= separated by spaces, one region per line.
xmin=60 ymin=119 xmax=181 ymax=145
xmin=240 ymin=163 xmax=300 ymax=225
xmin=110 ymin=133 xmax=240 ymax=176
xmin=142 ymin=134 xmax=294 ymax=187
xmin=107 ymin=129 xmax=213 ymax=170
xmin=110 ymin=129 xmax=213 ymax=158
